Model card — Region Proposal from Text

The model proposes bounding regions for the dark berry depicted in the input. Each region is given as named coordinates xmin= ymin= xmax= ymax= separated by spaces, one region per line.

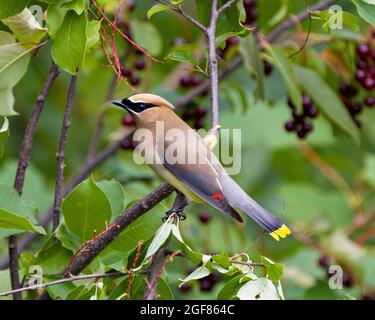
xmin=355 ymin=69 xmax=367 ymax=82
xmin=243 ymin=0 xmax=256 ymax=7
xmin=190 ymin=75 xmax=203 ymax=87
xmin=246 ymin=9 xmax=258 ymax=21
xmin=195 ymin=106 xmax=207 ymax=118
xmin=209 ymin=273 xmax=220 ymax=284
xmin=226 ymin=36 xmax=239 ymax=47
xmin=199 ymin=211 xmax=210 ymax=224
xmin=297 ymin=130 xmax=307 ymax=139
xmin=302 ymin=122 xmax=313 ymax=133
xmin=362 ymin=77 xmax=375 ymax=90
xmin=292 ymin=110 xmax=304 ymax=124
xmin=194 ymin=119 xmax=205 ymax=130
xmin=121 ymin=138 xmax=133 ymax=150
xmin=318 ymin=256 xmax=330 ymax=268
xmin=356 ymin=59 xmax=368 ymax=70
xmin=342 ymin=275 xmax=353 ymax=288
xmin=181 ymin=111 xmax=193 ymax=121
xmin=305 ymin=106 xmax=319 ymax=118
xmin=339 ymin=83 xmax=357 ymax=97
xmin=179 ymin=283 xmax=192 ymax=294
xmin=180 ymin=76 xmax=191 ymax=87
xmin=364 ymin=96 xmax=375 ymax=107
xmin=200 ymin=279 xmax=213 ymax=292
xmin=122 ymin=115 xmax=135 ymax=126
xmin=284 ymin=121 xmax=296 ymax=132
xmin=134 ymin=59 xmax=145 ymax=70
xmin=349 ymin=102 xmax=362 ymax=115
xmin=121 ymin=67 xmax=132 ymax=78
xmin=130 ymin=75 xmax=140 ymax=85
xmin=263 ymin=60 xmax=273 ymax=76
xmin=302 ymin=96 xmax=313 ymax=110
xmin=357 ymin=44 xmax=371 ymax=58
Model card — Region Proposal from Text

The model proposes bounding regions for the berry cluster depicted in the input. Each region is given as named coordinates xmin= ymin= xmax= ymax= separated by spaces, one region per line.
xmin=179 ymin=74 xmax=204 ymax=88
xmin=120 ymin=53 xmax=145 ymax=86
xmin=355 ymin=43 xmax=375 ymax=91
xmin=318 ymin=256 xmax=353 ymax=288
xmin=338 ymin=83 xmax=364 ymax=128
xmin=181 ymin=103 xmax=208 ymax=130
xmin=284 ymin=96 xmax=319 ymax=139
xmin=243 ymin=0 xmax=257 ymax=27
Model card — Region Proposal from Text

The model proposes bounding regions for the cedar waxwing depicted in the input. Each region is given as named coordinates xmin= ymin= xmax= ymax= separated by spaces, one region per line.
xmin=113 ymin=93 xmax=291 ymax=241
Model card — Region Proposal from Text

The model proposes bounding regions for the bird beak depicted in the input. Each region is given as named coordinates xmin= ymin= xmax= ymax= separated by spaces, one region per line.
xmin=112 ymin=100 xmax=127 ymax=109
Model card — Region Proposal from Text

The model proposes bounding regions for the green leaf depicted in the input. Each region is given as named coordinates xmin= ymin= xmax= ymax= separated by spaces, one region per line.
xmin=34 ymin=236 xmax=72 ymax=274
xmin=217 ymin=0 xmax=244 ymax=38
xmin=51 ymin=10 xmax=87 ymax=74
xmin=260 ymin=256 xmax=284 ymax=282
xmin=196 ymin=0 xmax=211 ymax=26
xmin=1 ymin=8 xmax=47 ymax=42
xmin=217 ymin=274 xmax=243 ymax=299
xmin=46 ymin=4 xmax=68 ymax=39
xmin=179 ymin=266 xmax=210 ymax=285
xmin=0 ymin=31 xmax=30 ymax=116
xmin=364 ymin=154 xmax=375 ymax=188
xmin=239 ymin=34 xmax=265 ymax=99
xmin=0 ymin=184 xmax=45 ymax=234
xmin=157 ymin=277 xmax=174 ymax=300
xmin=0 ymin=0 xmax=30 ymax=19
xmin=267 ymin=45 xmax=302 ymax=110
xmin=295 ymin=65 xmax=360 ymax=144
xmin=352 ymin=0 xmax=375 ymax=26
xmin=130 ymin=20 xmax=162 ymax=56
xmin=145 ymin=221 xmax=173 ymax=259
xmin=61 ymin=176 xmax=112 ymax=242
xmin=314 ymin=10 xmax=359 ymax=32
xmin=63 ymin=0 xmax=88 ymax=15
xmin=0 ymin=117 xmax=9 ymax=158
xmin=55 ymin=222 xmax=81 ymax=252
xmin=236 ymin=278 xmax=281 ymax=300
xmin=147 ymin=4 xmax=169 ymax=20
xmin=86 ymin=20 xmax=101 ymax=51
xmin=212 ymin=252 xmax=231 ymax=268
xmin=166 ymin=51 xmax=203 ymax=72
xmin=126 ymin=237 xmax=153 ymax=270
xmin=96 ymin=179 xmax=125 ymax=219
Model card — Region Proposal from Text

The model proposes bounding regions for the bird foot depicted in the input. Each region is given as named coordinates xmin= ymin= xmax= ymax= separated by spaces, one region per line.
xmin=162 ymin=208 xmax=186 ymax=222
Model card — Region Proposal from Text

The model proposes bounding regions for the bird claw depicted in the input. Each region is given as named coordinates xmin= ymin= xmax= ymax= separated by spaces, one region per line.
xmin=162 ymin=209 xmax=186 ymax=222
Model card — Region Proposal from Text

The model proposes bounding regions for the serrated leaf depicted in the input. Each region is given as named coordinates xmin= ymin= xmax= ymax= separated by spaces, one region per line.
xmin=51 ymin=10 xmax=87 ymax=74
xmin=2 ymin=8 xmax=47 ymax=42
xmin=0 ymin=31 xmax=30 ymax=116
xmin=96 ymin=179 xmax=125 ymax=219
xmin=0 ymin=184 xmax=45 ymax=234
xmin=147 ymin=3 xmax=169 ymax=20
xmin=62 ymin=176 xmax=112 ymax=242
xmin=157 ymin=277 xmax=174 ymax=300
xmin=86 ymin=20 xmax=100 ymax=51
xmin=217 ymin=274 xmax=243 ymax=299
xmin=145 ymin=221 xmax=173 ymax=259
xmin=46 ymin=4 xmax=68 ymax=38
xmin=130 ymin=20 xmax=162 ymax=56
xmin=295 ymin=65 xmax=360 ymax=144
xmin=0 ymin=117 xmax=9 ymax=157
xmin=63 ymin=0 xmax=88 ymax=15
xmin=267 ymin=45 xmax=301 ymax=110
xmin=352 ymin=0 xmax=375 ymax=26
xmin=179 ymin=266 xmax=210 ymax=285
xmin=0 ymin=0 xmax=30 ymax=19
xmin=236 ymin=278 xmax=281 ymax=300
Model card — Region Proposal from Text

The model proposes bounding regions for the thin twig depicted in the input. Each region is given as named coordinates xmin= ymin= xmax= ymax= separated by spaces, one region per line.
xmin=0 ymin=272 xmax=128 ymax=297
xmin=229 ymin=260 xmax=266 ymax=268
xmin=9 ymin=62 xmax=59 ymax=300
xmin=156 ymin=0 xmax=207 ymax=33
xmin=52 ymin=75 xmax=78 ymax=231
xmin=217 ymin=0 xmax=238 ymax=16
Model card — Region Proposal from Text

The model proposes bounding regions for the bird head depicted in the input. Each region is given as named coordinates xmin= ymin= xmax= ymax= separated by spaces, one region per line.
xmin=113 ymin=93 xmax=174 ymax=124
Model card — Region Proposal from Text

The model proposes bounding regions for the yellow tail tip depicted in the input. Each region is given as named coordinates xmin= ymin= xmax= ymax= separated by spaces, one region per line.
xmin=269 ymin=224 xmax=291 ymax=241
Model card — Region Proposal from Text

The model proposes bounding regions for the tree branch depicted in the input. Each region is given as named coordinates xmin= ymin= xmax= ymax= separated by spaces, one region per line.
xmin=9 ymin=62 xmax=59 ymax=300
xmin=0 ymin=271 xmax=129 ymax=297
xmin=66 ymin=183 xmax=175 ymax=276
xmin=156 ymin=0 xmax=207 ymax=33
xmin=217 ymin=0 xmax=238 ymax=16
xmin=52 ymin=75 xmax=78 ymax=231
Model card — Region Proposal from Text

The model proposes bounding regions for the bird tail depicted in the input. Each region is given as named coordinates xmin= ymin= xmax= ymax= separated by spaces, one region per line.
xmin=221 ymin=175 xmax=291 ymax=241
xmin=237 ymin=197 xmax=291 ymax=241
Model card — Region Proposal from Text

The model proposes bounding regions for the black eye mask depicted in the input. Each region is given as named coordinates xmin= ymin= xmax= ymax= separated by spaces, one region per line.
xmin=114 ymin=98 xmax=157 ymax=113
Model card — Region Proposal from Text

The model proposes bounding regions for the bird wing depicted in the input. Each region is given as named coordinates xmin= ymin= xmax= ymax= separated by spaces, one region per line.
xmin=161 ymin=132 xmax=243 ymax=222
